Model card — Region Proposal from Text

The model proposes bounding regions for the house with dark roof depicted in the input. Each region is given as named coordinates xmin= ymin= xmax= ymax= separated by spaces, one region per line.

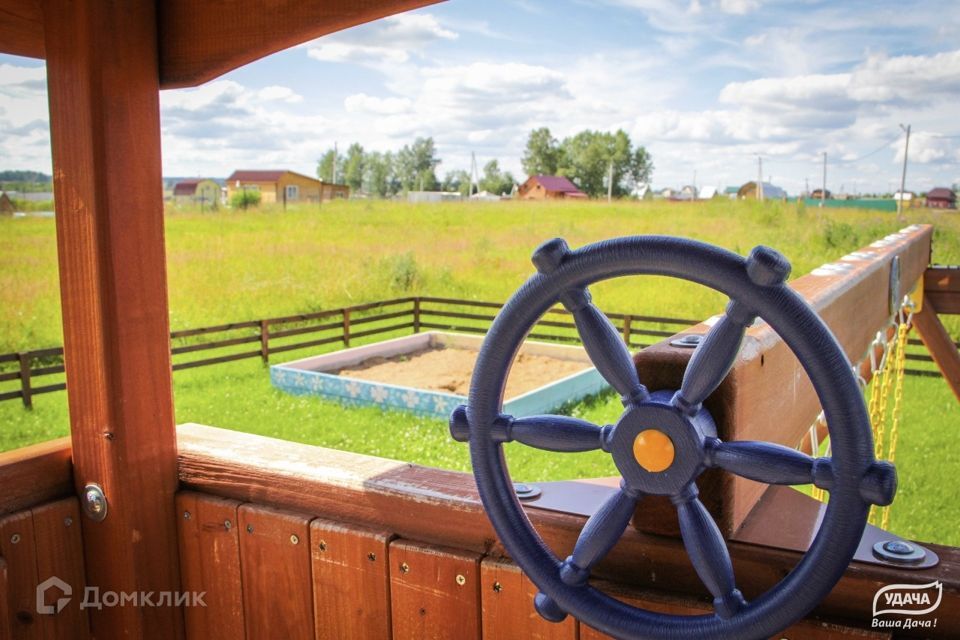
xmin=225 ymin=169 xmax=349 ymax=207
xmin=517 ymin=175 xmax=587 ymax=200
xmin=737 ymin=181 xmax=787 ymax=200
xmin=926 ymin=187 xmax=956 ymax=209
xmin=172 ymin=178 xmax=221 ymax=210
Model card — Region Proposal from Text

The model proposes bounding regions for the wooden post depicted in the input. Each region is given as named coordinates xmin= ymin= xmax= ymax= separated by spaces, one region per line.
xmin=43 ymin=0 xmax=183 ymax=637
xmin=16 ymin=353 xmax=31 ymax=409
xmin=343 ymin=309 xmax=352 ymax=347
xmin=413 ymin=298 xmax=421 ymax=334
xmin=622 ymin=316 xmax=632 ymax=347
xmin=912 ymin=301 xmax=960 ymax=402
xmin=259 ymin=319 xmax=270 ymax=363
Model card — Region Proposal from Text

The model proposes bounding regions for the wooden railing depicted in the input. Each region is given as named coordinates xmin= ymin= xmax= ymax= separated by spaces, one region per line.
xmin=3 ymin=293 xmax=953 ymax=408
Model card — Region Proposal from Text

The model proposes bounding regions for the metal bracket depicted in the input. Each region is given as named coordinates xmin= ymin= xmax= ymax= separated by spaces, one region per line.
xmin=889 ymin=255 xmax=901 ymax=316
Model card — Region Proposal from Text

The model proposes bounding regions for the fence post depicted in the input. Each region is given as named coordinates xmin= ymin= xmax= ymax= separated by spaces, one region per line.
xmin=622 ymin=315 xmax=632 ymax=348
xmin=18 ymin=352 xmax=32 ymax=409
xmin=260 ymin=319 xmax=270 ymax=363
xmin=343 ymin=309 xmax=351 ymax=347
xmin=413 ymin=298 xmax=421 ymax=334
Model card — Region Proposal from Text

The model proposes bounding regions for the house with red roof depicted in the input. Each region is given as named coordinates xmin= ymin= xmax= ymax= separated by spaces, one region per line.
xmin=172 ymin=178 xmax=221 ymax=210
xmin=925 ymin=187 xmax=956 ymax=209
xmin=517 ymin=175 xmax=587 ymax=200
xmin=225 ymin=169 xmax=349 ymax=208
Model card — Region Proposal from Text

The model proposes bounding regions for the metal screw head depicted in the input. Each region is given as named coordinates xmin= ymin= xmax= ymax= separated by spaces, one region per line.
xmin=399 ymin=562 xmax=410 ymax=574
xmin=63 ymin=517 xmax=73 ymax=527
xmin=290 ymin=534 xmax=300 ymax=545
xmin=10 ymin=533 xmax=20 ymax=544
xmin=493 ymin=581 xmax=503 ymax=593
xmin=223 ymin=520 xmax=232 ymax=530
xmin=455 ymin=574 xmax=466 ymax=586
xmin=183 ymin=511 xmax=191 ymax=520
xmin=367 ymin=552 xmax=377 ymax=562
xmin=318 ymin=540 xmax=327 ymax=552
xmin=82 ymin=483 xmax=108 ymax=522
xmin=670 ymin=334 xmax=702 ymax=348
xmin=246 ymin=524 xmax=254 ymax=534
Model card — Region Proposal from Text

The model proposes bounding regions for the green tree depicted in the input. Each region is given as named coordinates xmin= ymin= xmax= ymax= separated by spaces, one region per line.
xmin=558 ymin=129 xmax=646 ymax=198
xmin=342 ymin=143 xmax=365 ymax=192
xmin=442 ymin=170 xmax=472 ymax=196
xmin=363 ymin=151 xmax=396 ymax=198
xmin=522 ymin=127 xmax=562 ymax=177
xmin=317 ymin=148 xmax=343 ymax=183
xmin=230 ymin=188 xmax=261 ymax=210
xmin=479 ymin=160 xmax=515 ymax=196
xmin=626 ymin=146 xmax=654 ymax=191
xmin=396 ymin=137 xmax=440 ymax=191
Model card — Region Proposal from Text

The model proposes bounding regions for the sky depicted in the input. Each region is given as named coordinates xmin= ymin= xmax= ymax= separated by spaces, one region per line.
xmin=2 ymin=0 xmax=960 ymax=195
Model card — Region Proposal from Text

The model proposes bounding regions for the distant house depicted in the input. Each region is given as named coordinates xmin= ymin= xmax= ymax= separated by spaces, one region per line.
xmin=926 ymin=188 xmax=957 ymax=209
xmin=0 ymin=192 xmax=13 ymax=215
xmin=632 ymin=184 xmax=652 ymax=200
xmin=225 ymin=170 xmax=349 ymax=207
xmin=697 ymin=186 xmax=718 ymax=200
xmin=893 ymin=191 xmax=915 ymax=203
xmin=408 ymin=191 xmax=463 ymax=203
xmin=811 ymin=188 xmax=832 ymax=200
xmin=723 ymin=186 xmax=740 ymax=199
xmin=737 ymin=181 xmax=787 ymax=200
xmin=173 ymin=178 xmax=221 ymax=210
xmin=518 ymin=175 xmax=587 ymax=200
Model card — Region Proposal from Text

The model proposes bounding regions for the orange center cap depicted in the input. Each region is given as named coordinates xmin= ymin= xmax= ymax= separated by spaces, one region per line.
xmin=632 ymin=429 xmax=675 ymax=472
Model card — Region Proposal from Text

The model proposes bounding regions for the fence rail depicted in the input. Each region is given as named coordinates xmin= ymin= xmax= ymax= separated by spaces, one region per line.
xmin=0 ymin=295 xmax=952 ymax=407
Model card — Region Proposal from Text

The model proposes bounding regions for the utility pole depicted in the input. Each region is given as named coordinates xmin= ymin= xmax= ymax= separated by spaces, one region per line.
xmin=332 ymin=142 xmax=338 ymax=184
xmin=897 ymin=124 xmax=911 ymax=221
xmin=470 ymin=152 xmax=479 ymax=197
xmin=607 ymin=158 xmax=614 ymax=203
xmin=821 ymin=152 xmax=827 ymax=207
xmin=757 ymin=156 xmax=764 ymax=202
xmin=805 ymin=177 xmax=810 ymax=198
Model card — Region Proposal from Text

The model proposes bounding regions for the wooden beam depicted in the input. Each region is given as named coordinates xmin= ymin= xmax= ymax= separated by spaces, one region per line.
xmin=924 ymin=266 xmax=960 ymax=314
xmin=0 ymin=438 xmax=72 ymax=517
xmin=633 ymin=225 xmax=933 ymax=536
xmin=157 ymin=0 xmax=444 ymax=88
xmin=43 ymin=1 xmax=182 ymax=637
xmin=912 ymin=300 xmax=960 ymax=402
xmin=0 ymin=0 xmax=44 ymax=59
xmin=176 ymin=423 xmax=960 ymax=636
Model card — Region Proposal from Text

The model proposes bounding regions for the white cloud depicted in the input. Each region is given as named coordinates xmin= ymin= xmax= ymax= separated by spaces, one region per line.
xmin=307 ymin=13 xmax=457 ymax=67
xmin=257 ymin=86 xmax=303 ymax=103
xmin=718 ymin=0 xmax=761 ymax=15
xmin=344 ymin=93 xmax=412 ymax=115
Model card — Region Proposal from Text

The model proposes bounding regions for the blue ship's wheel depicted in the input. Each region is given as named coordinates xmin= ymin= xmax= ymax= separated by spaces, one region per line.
xmin=450 ymin=236 xmax=896 ymax=640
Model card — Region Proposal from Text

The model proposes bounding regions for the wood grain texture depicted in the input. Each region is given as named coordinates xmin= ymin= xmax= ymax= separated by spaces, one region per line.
xmin=177 ymin=423 xmax=960 ymax=636
xmin=31 ymin=498 xmax=89 ymax=639
xmin=925 ymin=266 xmax=960 ymax=314
xmin=0 ymin=0 xmax=43 ymax=58
xmin=579 ymin=580 xmax=891 ymax=640
xmin=0 ymin=438 xmax=71 ymax=517
xmin=176 ymin=493 xmax=244 ymax=640
xmin=389 ymin=540 xmax=481 ymax=640
xmin=0 ymin=510 xmax=40 ymax=639
xmin=238 ymin=504 xmax=313 ymax=640
xmin=912 ymin=300 xmax=960 ymax=402
xmin=43 ymin=0 xmax=183 ymax=636
xmin=0 ymin=558 xmax=9 ymax=640
xmin=310 ymin=519 xmax=393 ymax=640
xmin=480 ymin=558 xmax=576 ymax=640
xmin=633 ymin=225 xmax=933 ymax=536
xmin=157 ymin=0 xmax=443 ymax=88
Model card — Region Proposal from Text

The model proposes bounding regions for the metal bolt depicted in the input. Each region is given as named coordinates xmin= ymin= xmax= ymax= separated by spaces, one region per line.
xmin=318 ymin=540 xmax=327 ymax=552
xmin=183 ymin=511 xmax=191 ymax=520
xmin=223 ymin=520 xmax=232 ymax=530
xmin=367 ymin=552 xmax=377 ymax=562
xmin=399 ymin=562 xmax=410 ymax=574
xmin=63 ymin=517 xmax=72 ymax=527
xmin=290 ymin=534 xmax=300 ymax=545
xmin=455 ymin=574 xmax=466 ymax=586
xmin=493 ymin=581 xmax=503 ymax=593
xmin=10 ymin=534 xmax=20 ymax=544
xmin=82 ymin=484 xmax=108 ymax=522
xmin=514 ymin=483 xmax=542 ymax=500
xmin=246 ymin=524 xmax=254 ymax=534
xmin=671 ymin=334 xmax=702 ymax=348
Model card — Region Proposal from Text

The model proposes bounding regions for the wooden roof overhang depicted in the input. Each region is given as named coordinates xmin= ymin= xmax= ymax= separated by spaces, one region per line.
xmin=0 ymin=1 xmax=438 ymax=637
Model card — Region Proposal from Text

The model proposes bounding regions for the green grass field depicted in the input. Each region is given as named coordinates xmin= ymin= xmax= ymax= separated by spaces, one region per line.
xmin=1 ymin=199 xmax=958 ymax=545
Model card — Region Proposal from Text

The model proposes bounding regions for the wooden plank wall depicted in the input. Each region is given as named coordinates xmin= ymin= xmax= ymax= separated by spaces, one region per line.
xmin=0 ymin=498 xmax=89 ymax=639
xmin=172 ymin=488 xmax=909 ymax=639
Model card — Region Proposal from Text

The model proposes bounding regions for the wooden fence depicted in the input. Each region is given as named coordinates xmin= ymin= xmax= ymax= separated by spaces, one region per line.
xmin=0 ymin=295 xmax=951 ymax=408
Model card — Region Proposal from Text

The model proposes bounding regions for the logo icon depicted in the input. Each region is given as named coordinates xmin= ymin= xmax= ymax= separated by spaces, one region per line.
xmin=36 ymin=576 xmax=72 ymax=615
xmin=873 ymin=581 xmax=942 ymax=617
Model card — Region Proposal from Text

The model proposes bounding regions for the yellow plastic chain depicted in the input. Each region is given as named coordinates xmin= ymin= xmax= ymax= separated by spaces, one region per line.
xmin=879 ymin=309 xmax=910 ymax=530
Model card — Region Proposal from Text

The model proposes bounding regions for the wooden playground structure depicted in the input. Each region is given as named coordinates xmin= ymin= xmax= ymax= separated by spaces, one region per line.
xmin=1 ymin=1 xmax=960 ymax=638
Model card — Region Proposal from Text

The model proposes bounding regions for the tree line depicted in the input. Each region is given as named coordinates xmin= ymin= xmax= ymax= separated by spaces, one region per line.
xmin=316 ymin=128 xmax=652 ymax=199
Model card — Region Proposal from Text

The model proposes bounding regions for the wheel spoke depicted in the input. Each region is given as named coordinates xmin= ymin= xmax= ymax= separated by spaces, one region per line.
xmin=674 ymin=485 xmax=745 ymax=619
xmin=510 ymin=414 xmax=611 ymax=452
xmin=673 ymin=300 xmax=754 ymax=415
xmin=566 ymin=288 xmax=648 ymax=404
xmin=707 ymin=439 xmax=822 ymax=486
xmin=536 ymin=487 xmax=639 ymax=622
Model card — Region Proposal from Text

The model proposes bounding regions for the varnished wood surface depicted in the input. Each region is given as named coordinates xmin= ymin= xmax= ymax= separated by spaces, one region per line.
xmin=481 ymin=558 xmax=577 ymax=640
xmin=0 ymin=438 xmax=71 ymax=516
xmin=913 ymin=300 xmax=960 ymax=401
xmin=44 ymin=0 xmax=183 ymax=636
xmin=925 ymin=266 xmax=960 ymax=314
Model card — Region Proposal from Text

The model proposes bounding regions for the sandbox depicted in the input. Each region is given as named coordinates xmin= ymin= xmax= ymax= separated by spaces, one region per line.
xmin=270 ymin=331 xmax=606 ymax=418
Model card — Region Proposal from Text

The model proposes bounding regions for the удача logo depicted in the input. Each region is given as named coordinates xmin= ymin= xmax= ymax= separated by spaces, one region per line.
xmin=873 ymin=581 xmax=942 ymax=617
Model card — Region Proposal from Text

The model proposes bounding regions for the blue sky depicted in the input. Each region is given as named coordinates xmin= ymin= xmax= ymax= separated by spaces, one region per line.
xmin=2 ymin=0 xmax=960 ymax=194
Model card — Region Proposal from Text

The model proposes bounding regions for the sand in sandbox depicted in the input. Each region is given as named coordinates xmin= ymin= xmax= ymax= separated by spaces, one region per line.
xmin=333 ymin=346 xmax=589 ymax=397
